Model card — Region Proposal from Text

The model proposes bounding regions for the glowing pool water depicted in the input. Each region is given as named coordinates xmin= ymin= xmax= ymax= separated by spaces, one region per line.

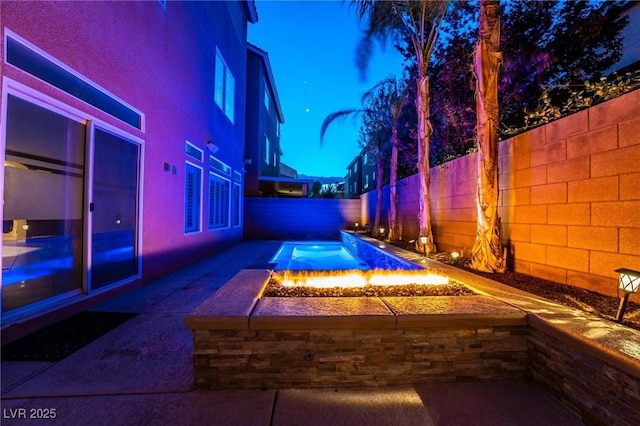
xmin=270 ymin=240 xmax=449 ymax=289
xmin=270 ymin=241 xmax=370 ymax=271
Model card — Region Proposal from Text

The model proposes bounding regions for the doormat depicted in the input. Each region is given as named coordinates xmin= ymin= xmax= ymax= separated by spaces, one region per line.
xmin=1 ymin=311 xmax=137 ymax=362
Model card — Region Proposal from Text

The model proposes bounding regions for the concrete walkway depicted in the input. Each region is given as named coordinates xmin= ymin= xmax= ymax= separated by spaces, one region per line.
xmin=1 ymin=241 xmax=583 ymax=425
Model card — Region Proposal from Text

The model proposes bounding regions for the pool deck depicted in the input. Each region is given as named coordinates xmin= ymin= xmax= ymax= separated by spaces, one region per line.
xmin=2 ymin=239 xmax=638 ymax=425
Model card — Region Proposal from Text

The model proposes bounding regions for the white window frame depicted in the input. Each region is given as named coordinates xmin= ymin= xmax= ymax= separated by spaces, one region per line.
xmin=215 ymin=48 xmax=235 ymax=123
xmin=264 ymin=134 xmax=270 ymax=165
xmin=1 ymin=77 xmax=144 ymax=324
xmin=184 ymin=161 xmax=203 ymax=234
xmin=185 ymin=140 xmax=203 ymax=162
xmin=4 ymin=30 xmax=145 ymax=131
xmin=208 ymin=171 xmax=230 ymax=231
xmin=233 ymin=182 xmax=242 ymax=228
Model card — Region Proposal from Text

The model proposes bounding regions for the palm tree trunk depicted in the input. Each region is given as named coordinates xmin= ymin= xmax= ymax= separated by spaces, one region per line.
xmin=374 ymin=149 xmax=383 ymax=237
xmin=388 ymin=128 xmax=399 ymax=241
xmin=471 ymin=0 xmax=506 ymax=272
xmin=416 ymin=74 xmax=436 ymax=254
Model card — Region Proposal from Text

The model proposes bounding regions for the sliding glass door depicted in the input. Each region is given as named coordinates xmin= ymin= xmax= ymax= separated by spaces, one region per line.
xmin=2 ymin=94 xmax=141 ymax=317
xmin=2 ymin=95 xmax=85 ymax=312
xmin=90 ymin=128 xmax=140 ymax=289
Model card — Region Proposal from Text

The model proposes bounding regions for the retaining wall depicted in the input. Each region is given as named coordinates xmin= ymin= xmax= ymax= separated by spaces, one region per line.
xmin=361 ymin=89 xmax=640 ymax=300
xmin=528 ymin=327 xmax=640 ymax=425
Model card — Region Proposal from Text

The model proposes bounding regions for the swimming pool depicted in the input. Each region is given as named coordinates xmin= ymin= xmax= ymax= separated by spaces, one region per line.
xmin=269 ymin=241 xmax=371 ymax=271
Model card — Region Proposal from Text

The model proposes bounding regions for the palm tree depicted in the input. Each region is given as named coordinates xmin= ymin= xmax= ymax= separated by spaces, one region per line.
xmin=353 ymin=0 xmax=449 ymax=254
xmin=470 ymin=0 xmax=506 ymax=272
xmin=320 ymin=77 xmax=406 ymax=238
xmin=383 ymin=78 xmax=409 ymax=241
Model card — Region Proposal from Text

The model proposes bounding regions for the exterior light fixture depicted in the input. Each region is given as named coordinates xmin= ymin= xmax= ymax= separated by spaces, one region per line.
xmin=355 ymin=222 xmax=359 ymax=231
xmin=379 ymin=227 xmax=385 ymax=238
xmin=206 ymin=140 xmax=219 ymax=153
xmin=450 ymin=251 xmax=460 ymax=265
xmin=615 ymin=268 xmax=640 ymax=322
xmin=419 ymin=235 xmax=428 ymax=257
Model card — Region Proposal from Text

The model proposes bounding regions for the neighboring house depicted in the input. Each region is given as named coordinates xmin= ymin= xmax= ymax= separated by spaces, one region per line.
xmin=345 ymin=155 xmax=363 ymax=199
xmin=361 ymin=151 xmax=377 ymax=194
xmin=344 ymin=147 xmax=378 ymax=199
xmin=279 ymin=162 xmax=299 ymax=179
xmin=244 ymin=43 xmax=285 ymax=196
xmin=1 ymin=1 xmax=258 ymax=339
xmin=607 ymin=0 xmax=640 ymax=74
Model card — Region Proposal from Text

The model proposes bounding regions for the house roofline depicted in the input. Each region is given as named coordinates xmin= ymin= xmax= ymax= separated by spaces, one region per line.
xmin=247 ymin=43 xmax=285 ymax=123
xmin=243 ymin=1 xmax=258 ymax=24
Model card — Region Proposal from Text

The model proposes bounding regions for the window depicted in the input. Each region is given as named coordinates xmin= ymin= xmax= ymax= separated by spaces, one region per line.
xmin=215 ymin=48 xmax=235 ymax=123
xmin=186 ymin=141 xmax=203 ymax=161
xmin=185 ymin=163 xmax=202 ymax=233
xmin=209 ymin=173 xmax=230 ymax=230
xmin=233 ymin=171 xmax=241 ymax=227
xmin=365 ymin=175 xmax=369 ymax=189
xmin=233 ymin=182 xmax=241 ymax=227
xmin=364 ymin=153 xmax=368 ymax=164
xmin=264 ymin=135 xmax=270 ymax=164
xmin=264 ymin=78 xmax=270 ymax=111
xmin=209 ymin=156 xmax=230 ymax=176
xmin=6 ymin=32 xmax=143 ymax=130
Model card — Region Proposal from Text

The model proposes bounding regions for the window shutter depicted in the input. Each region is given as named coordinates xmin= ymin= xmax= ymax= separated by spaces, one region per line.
xmin=185 ymin=172 xmax=194 ymax=229
xmin=185 ymin=164 xmax=201 ymax=233
xmin=215 ymin=54 xmax=224 ymax=109
xmin=225 ymin=70 xmax=235 ymax=123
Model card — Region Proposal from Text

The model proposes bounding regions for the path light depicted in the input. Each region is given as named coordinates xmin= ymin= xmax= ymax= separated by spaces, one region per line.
xmin=419 ymin=235 xmax=428 ymax=257
xmin=379 ymin=226 xmax=385 ymax=238
xmin=450 ymin=251 xmax=460 ymax=265
xmin=614 ymin=268 xmax=640 ymax=322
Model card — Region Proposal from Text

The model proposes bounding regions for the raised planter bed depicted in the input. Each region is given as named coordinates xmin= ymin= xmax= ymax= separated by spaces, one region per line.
xmin=185 ymin=269 xmax=528 ymax=389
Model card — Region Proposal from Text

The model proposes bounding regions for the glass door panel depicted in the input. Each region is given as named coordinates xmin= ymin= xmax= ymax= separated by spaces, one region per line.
xmin=2 ymin=95 xmax=85 ymax=312
xmin=90 ymin=128 xmax=139 ymax=289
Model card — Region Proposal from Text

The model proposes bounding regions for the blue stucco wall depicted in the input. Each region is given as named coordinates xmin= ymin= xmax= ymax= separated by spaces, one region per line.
xmin=244 ymin=198 xmax=360 ymax=240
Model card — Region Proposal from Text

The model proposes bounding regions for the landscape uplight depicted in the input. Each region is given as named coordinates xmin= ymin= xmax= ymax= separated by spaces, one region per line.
xmin=614 ymin=268 xmax=640 ymax=322
xmin=419 ymin=235 xmax=428 ymax=257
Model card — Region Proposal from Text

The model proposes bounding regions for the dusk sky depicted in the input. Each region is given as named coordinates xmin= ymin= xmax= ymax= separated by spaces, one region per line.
xmin=248 ymin=0 xmax=406 ymax=178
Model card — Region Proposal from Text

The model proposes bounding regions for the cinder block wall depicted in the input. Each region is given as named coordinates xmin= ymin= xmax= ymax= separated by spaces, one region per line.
xmin=362 ymin=89 xmax=640 ymax=299
xmin=244 ymin=198 xmax=361 ymax=240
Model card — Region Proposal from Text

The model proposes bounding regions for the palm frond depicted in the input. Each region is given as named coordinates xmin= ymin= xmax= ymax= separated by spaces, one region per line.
xmin=320 ymin=109 xmax=366 ymax=144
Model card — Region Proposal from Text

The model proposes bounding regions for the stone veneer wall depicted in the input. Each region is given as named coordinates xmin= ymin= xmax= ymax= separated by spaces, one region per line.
xmin=528 ymin=327 xmax=640 ymax=425
xmin=194 ymin=326 xmax=528 ymax=389
xmin=361 ymin=89 xmax=640 ymax=300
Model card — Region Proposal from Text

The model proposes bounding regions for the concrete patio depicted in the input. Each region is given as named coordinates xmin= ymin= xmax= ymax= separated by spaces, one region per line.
xmin=1 ymin=240 xmax=633 ymax=425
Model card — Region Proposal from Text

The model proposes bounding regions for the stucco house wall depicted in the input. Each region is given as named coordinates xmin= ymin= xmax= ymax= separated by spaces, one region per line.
xmin=362 ymin=89 xmax=640 ymax=300
xmin=1 ymin=1 xmax=255 ymax=334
